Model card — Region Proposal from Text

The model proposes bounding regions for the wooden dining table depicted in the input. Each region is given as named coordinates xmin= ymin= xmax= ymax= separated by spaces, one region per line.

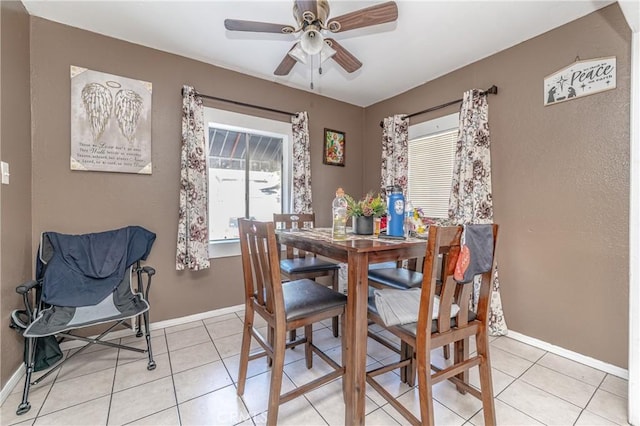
xmin=276 ymin=228 xmax=427 ymax=425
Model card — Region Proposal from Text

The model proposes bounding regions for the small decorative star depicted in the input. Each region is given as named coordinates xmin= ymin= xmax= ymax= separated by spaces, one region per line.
xmin=556 ymin=75 xmax=568 ymax=91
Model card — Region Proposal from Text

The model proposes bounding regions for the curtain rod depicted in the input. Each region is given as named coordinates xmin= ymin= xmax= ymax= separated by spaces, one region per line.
xmin=182 ymin=88 xmax=296 ymax=117
xmin=378 ymin=85 xmax=498 ymax=128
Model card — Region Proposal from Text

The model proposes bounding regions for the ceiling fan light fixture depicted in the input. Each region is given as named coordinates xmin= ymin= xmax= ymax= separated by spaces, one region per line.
xmin=288 ymin=43 xmax=308 ymax=64
xmin=299 ymin=27 xmax=324 ymax=55
xmin=319 ymin=42 xmax=336 ymax=64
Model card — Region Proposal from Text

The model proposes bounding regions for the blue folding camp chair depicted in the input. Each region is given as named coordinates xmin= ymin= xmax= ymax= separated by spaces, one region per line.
xmin=9 ymin=226 xmax=157 ymax=415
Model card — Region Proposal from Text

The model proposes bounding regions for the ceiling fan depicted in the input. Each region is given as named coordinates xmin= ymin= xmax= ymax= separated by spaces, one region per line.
xmin=224 ymin=0 xmax=398 ymax=76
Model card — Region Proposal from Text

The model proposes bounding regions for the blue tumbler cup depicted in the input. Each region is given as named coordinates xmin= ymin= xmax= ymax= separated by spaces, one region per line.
xmin=387 ymin=186 xmax=405 ymax=237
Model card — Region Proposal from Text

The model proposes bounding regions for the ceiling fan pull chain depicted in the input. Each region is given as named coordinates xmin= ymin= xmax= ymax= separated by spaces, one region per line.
xmin=310 ymin=56 xmax=314 ymax=90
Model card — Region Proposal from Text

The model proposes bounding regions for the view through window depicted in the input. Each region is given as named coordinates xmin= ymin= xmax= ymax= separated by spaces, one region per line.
xmin=208 ymin=128 xmax=284 ymax=241
xmin=204 ymin=108 xmax=291 ymax=256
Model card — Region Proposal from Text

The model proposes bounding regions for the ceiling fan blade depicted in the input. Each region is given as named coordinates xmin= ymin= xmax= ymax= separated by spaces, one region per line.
xmin=224 ymin=19 xmax=295 ymax=34
xmin=327 ymin=1 xmax=398 ymax=33
xmin=325 ymin=39 xmax=362 ymax=73
xmin=274 ymin=48 xmax=298 ymax=76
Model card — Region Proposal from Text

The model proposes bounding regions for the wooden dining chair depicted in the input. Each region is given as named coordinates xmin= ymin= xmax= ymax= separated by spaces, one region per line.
xmin=237 ymin=218 xmax=347 ymax=426
xmin=273 ymin=213 xmax=341 ymax=338
xmin=366 ymin=224 xmax=498 ymax=426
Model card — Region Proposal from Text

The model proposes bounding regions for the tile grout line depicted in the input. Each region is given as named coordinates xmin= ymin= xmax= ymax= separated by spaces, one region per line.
xmin=372 ymin=406 xmax=403 ymax=425
xmin=495 ymin=344 xmax=614 ymax=425
xmin=572 ymin=374 xmax=612 ymax=426
xmin=29 ymin=351 xmax=71 ymax=423
xmin=104 ymin=337 xmax=122 ymax=426
xmin=284 ymin=351 xmax=334 ymax=426
xmin=238 ymin=314 xmax=337 ymax=425
xmin=492 ymin=348 xmax=555 ymax=426
xmin=162 ymin=328 xmax=183 ymax=426
xmin=117 ymin=329 xmax=179 ymax=426
xmin=532 ymin=356 xmax=610 ymax=388
xmin=521 ymin=362 xmax=601 ymax=408
xmin=202 ymin=316 xmax=254 ymax=424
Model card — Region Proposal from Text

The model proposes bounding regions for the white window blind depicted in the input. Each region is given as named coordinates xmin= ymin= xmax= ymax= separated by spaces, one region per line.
xmin=408 ymin=129 xmax=457 ymax=218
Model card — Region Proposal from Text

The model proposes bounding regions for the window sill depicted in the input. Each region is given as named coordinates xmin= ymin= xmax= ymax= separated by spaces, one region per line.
xmin=209 ymin=239 xmax=240 ymax=259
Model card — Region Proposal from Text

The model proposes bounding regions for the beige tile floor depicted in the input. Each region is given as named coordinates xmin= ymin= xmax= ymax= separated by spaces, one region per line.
xmin=1 ymin=311 xmax=630 ymax=425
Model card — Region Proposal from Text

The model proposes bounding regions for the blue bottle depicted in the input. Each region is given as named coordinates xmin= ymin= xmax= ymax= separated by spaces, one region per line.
xmin=387 ymin=186 xmax=405 ymax=237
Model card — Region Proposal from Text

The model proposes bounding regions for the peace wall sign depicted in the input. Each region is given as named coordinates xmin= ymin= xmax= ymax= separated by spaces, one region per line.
xmin=544 ymin=57 xmax=616 ymax=106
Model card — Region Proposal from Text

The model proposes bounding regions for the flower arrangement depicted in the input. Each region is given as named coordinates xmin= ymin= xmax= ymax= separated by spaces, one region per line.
xmin=344 ymin=192 xmax=386 ymax=217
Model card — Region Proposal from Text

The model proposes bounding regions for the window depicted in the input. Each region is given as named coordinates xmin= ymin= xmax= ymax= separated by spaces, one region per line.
xmin=204 ymin=107 xmax=292 ymax=258
xmin=407 ymin=113 xmax=459 ymax=218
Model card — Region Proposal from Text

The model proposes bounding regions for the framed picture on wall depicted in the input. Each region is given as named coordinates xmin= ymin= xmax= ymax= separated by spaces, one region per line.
xmin=70 ymin=66 xmax=152 ymax=174
xmin=323 ymin=128 xmax=345 ymax=167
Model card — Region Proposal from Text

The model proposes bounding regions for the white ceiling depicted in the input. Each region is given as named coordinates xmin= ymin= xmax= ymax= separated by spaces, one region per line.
xmin=21 ymin=0 xmax=615 ymax=107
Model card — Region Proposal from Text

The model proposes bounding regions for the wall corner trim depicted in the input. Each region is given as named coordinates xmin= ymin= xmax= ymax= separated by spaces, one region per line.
xmin=0 ymin=364 xmax=26 ymax=406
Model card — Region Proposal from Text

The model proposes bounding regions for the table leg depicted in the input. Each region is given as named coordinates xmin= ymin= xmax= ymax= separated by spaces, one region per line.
xmin=344 ymin=252 xmax=369 ymax=425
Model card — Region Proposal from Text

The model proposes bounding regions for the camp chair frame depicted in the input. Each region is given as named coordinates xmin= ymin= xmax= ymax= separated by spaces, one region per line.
xmin=11 ymin=258 xmax=156 ymax=416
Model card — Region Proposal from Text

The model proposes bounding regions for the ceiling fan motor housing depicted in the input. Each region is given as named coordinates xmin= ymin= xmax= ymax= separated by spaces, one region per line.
xmin=293 ymin=0 xmax=330 ymax=26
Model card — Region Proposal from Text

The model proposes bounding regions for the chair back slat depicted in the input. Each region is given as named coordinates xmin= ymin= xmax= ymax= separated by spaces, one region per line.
xmin=254 ymin=228 xmax=270 ymax=308
xmin=273 ymin=213 xmax=317 ymax=259
xmin=238 ymin=218 xmax=285 ymax=319
xmin=437 ymin=275 xmax=457 ymax=331
xmin=453 ymin=281 xmax=472 ymax=325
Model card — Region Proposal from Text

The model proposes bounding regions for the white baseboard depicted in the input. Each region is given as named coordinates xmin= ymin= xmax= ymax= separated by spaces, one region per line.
xmin=507 ymin=330 xmax=629 ymax=379
xmin=148 ymin=304 xmax=244 ymax=332
xmin=0 ymin=364 xmax=25 ymax=406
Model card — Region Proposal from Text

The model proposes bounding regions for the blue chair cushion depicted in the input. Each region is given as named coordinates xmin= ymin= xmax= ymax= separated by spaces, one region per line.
xmin=280 ymin=257 xmax=340 ymax=274
xmin=368 ymin=267 xmax=423 ymax=290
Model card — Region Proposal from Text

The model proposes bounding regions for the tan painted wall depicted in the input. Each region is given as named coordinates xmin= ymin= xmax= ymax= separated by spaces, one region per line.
xmin=363 ymin=4 xmax=631 ymax=368
xmin=1 ymin=1 xmax=32 ymax=387
xmin=28 ymin=18 xmax=363 ymax=338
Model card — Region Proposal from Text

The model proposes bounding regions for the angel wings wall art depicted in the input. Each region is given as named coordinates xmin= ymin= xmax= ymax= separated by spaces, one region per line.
xmin=70 ymin=66 xmax=152 ymax=174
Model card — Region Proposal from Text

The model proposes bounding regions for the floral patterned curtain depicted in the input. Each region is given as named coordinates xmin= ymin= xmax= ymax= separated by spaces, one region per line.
xmin=292 ymin=112 xmax=313 ymax=213
xmin=380 ymin=115 xmax=409 ymax=194
xmin=176 ymin=85 xmax=210 ymax=271
xmin=448 ymin=89 xmax=507 ymax=335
